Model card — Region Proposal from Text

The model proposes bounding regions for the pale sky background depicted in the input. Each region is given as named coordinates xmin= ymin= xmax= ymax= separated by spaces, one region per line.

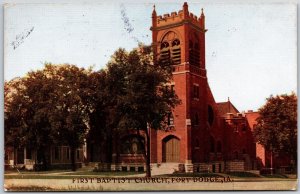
xmin=4 ymin=1 xmax=297 ymax=112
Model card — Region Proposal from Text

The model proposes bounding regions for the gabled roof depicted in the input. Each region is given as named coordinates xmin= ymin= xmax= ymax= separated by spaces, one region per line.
xmin=216 ymin=101 xmax=239 ymax=117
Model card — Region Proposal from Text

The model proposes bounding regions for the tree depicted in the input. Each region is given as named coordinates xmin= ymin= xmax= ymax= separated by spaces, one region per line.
xmin=5 ymin=46 xmax=180 ymax=175
xmin=85 ymin=70 xmax=112 ymax=163
xmin=41 ymin=64 xmax=95 ymax=171
xmin=5 ymin=72 xmax=57 ymax=170
xmin=253 ymin=93 xmax=297 ymax=170
xmin=5 ymin=64 xmax=95 ymax=171
xmin=5 ymin=78 xmax=27 ymax=150
xmin=106 ymin=47 xmax=181 ymax=177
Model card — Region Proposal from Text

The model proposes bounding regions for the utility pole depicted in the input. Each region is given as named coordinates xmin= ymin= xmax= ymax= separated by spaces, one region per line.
xmin=270 ymin=144 xmax=273 ymax=175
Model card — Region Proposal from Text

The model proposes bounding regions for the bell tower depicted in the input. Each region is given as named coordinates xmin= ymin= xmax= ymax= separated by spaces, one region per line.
xmin=151 ymin=3 xmax=206 ymax=69
xmin=150 ymin=2 xmax=210 ymax=172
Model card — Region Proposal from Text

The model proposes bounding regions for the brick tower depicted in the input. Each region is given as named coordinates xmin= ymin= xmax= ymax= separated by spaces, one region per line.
xmin=150 ymin=2 xmax=212 ymax=173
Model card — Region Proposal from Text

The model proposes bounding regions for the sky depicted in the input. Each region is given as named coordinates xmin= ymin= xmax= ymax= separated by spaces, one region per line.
xmin=4 ymin=1 xmax=297 ymax=111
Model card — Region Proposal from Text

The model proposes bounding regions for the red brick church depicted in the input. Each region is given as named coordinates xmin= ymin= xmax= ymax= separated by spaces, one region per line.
xmin=88 ymin=2 xmax=261 ymax=174
xmin=147 ymin=3 xmax=257 ymax=173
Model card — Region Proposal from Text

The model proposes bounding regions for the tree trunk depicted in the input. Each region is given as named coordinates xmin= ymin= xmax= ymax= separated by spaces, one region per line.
xmin=38 ymin=146 xmax=49 ymax=171
xmin=145 ymin=126 xmax=151 ymax=177
xmin=70 ymin=146 xmax=76 ymax=171
xmin=106 ymin=133 xmax=113 ymax=163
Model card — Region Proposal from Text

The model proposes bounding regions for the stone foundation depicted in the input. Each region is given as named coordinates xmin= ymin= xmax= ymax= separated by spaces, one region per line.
xmin=88 ymin=161 xmax=248 ymax=174
xmin=185 ymin=163 xmax=194 ymax=173
xmin=225 ymin=160 xmax=245 ymax=172
xmin=93 ymin=163 xmax=147 ymax=172
xmin=193 ymin=162 xmax=224 ymax=173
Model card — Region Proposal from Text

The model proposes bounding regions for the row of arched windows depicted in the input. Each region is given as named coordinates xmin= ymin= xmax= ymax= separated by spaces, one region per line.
xmin=121 ymin=135 xmax=145 ymax=154
xmin=192 ymin=105 xmax=214 ymax=127
xmin=160 ymin=39 xmax=181 ymax=65
xmin=160 ymin=31 xmax=181 ymax=66
xmin=121 ymin=135 xmax=247 ymax=160
xmin=195 ymin=137 xmax=222 ymax=153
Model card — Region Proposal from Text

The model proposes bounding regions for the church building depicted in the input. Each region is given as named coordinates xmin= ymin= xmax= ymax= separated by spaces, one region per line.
xmin=148 ymin=3 xmax=256 ymax=173
xmin=88 ymin=2 xmax=259 ymax=174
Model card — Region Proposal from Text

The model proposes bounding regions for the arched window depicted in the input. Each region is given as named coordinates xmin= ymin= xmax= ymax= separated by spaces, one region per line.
xmin=160 ymin=31 xmax=181 ymax=65
xmin=160 ymin=42 xmax=170 ymax=66
xmin=161 ymin=42 xmax=169 ymax=49
xmin=217 ymin=141 xmax=222 ymax=153
xmin=121 ymin=135 xmax=145 ymax=154
xmin=172 ymin=39 xmax=180 ymax=46
xmin=234 ymin=151 xmax=238 ymax=159
xmin=194 ymin=112 xmax=199 ymax=126
xmin=171 ymin=39 xmax=181 ymax=64
xmin=189 ymin=40 xmax=193 ymax=49
xmin=189 ymin=33 xmax=200 ymax=66
xmin=195 ymin=139 xmax=200 ymax=147
xmin=242 ymin=124 xmax=247 ymax=131
xmin=242 ymin=148 xmax=246 ymax=154
xmin=195 ymin=138 xmax=200 ymax=149
xmin=208 ymin=105 xmax=214 ymax=126
xmin=210 ymin=136 xmax=215 ymax=153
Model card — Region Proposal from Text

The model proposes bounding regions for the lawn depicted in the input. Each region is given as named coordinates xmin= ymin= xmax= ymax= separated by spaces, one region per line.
xmin=5 ymin=186 xmax=54 ymax=191
xmin=225 ymin=171 xmax=291 ymax=179
xmin=5 ymin=169 xmax=72 ymax=174
xmin=5 ymin=169 xmax=293 ymax=180
xmin=4 ymin=170 xmax=144 ymax=179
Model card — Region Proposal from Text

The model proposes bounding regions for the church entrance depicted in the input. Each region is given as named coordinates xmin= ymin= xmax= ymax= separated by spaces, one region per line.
xmin=162 ymin=136 xmax=180 ymax=162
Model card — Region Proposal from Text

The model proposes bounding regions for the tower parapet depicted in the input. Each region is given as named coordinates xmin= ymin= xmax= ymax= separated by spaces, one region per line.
xmin=152 ymin=2 xmax=206 ymax=31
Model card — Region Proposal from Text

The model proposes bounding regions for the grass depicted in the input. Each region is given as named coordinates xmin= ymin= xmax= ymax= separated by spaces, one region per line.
xmin=5 ymin=175 xmax=79 ymax=179
xmin=66 ymin=171 xmax=143 ymax=176
xmin=5 ymin=185 xmax=105 ymax=191
xmin=225 ymin=171 xmax=291 ymax=179
xmin=5 ymin=186 xmax=53 ymax=191
xmin=5 ymin=171 xmax=144 ymax=179
xmin=5 ymin=169 xmax=72 ymax=174
xmin=5 ymin=168 xmax=293 ymax=180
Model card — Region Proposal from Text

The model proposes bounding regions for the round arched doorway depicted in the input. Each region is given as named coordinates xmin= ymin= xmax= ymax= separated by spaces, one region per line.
xmin=162 ymin=135 xmax=180 ymax=162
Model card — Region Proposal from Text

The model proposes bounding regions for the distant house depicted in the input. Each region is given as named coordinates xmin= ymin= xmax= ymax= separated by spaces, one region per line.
xmin=4 ymin=78 xmax=85 ymax=170
xmin=5 ymin=146 xmax=84 ymax=170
